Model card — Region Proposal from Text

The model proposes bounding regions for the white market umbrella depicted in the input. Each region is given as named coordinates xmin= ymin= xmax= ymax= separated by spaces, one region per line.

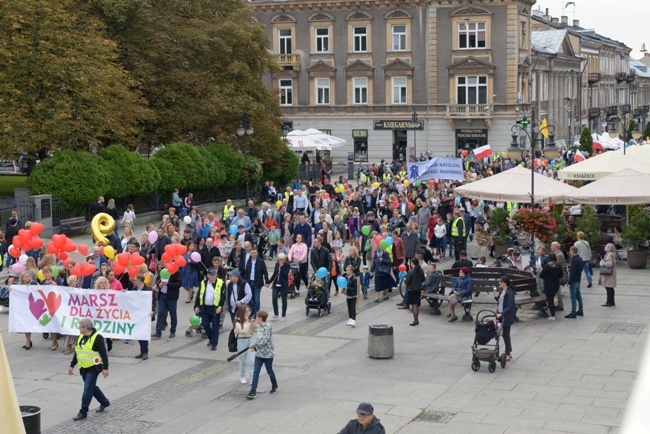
xmin=558 ymin=146 xmax=650 ymax=181
xmin=565 ymin=168 xmax=650 ymax=205
xmin=454 ymin=165 xmax=578 ymax=204
xmin=285 ymin=129 xmax=347 ymax=151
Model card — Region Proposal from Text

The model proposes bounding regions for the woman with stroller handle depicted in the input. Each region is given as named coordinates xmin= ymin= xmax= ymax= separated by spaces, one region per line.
xmin=599 ymin=243 xmax=617 ymax=307
xmin=539 ymin=253 xmax=563 ymax=321
xmin=403 ymin=258 xmax=425 ymax=326
xmin=288 ymin=234 xmax=309 ymax=293
xmin=266 ymin=253 xmax=290 ymax=321
xmin=494 ymin=276 xmax=516 ymax=361
xmin=234 ymin=305 xmax=255 ymax=384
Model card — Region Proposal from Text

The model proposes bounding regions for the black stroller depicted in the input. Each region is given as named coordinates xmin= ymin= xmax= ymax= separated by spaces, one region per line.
xmin=471 ymin=310 xmax=506 ymax=373
xmin=305 ymin=275 xmax=331 ymax=317
xmin=288 ymin=262 xmax=300 ymax=299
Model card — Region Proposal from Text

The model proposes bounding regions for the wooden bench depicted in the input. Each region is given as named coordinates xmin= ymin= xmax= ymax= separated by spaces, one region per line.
xmin=421 ymin=267 xmax=542 ymax=322
xmin=60 ymin=216 xmax=89 ymax=235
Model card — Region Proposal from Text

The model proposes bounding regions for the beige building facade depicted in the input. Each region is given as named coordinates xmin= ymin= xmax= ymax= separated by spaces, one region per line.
xmin=252 ymin=0 xmax=536 ymax=162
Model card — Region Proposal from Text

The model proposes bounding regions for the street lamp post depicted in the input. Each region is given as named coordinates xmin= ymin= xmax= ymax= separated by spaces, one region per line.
xmin=237 ymin=111 xmax=254 ymax=204
xmin=607 ymin=116 xmax=642 ymax=155
xmin=411 ymin=110 xmax=418 ymax=161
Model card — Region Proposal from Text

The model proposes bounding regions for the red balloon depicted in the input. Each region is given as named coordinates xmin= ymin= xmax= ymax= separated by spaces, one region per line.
xmin=52 ymin=234 xmax=67 ymax=249
xmin=81 ymin=263 xmax=96 ymax=277
xmin=117 ymin=252 xmax=132 ymax=267
xmin=58 ymin=252 xmax=68 ymax=261
xmin=19 ymin=229 xmax=32 ymax=246
xmin=78 ymin=243 xmax=88 ymax=256
xmin=131 ymin=252 xmax=145 ymax=266
xmin=323 ymin=193 xmax=330 ymax=200
xmin=343 ymin=183 xmax=349 ymax=189
xmin=161 ymin=252 xmax=173 ymax=263
xmin=398 ymin=264 xmax=407 ymax=272
xmin=375 ymin=236 xmax=383 ymax=245
xmin=164 ymin=244 xmax=174 ymax=255
xmin=166 ymin=264 xmax=179 ymax=275
xmin=408 ymin=202 xmax=415 ymax=211
xmin=174 ymin=255 xmax=187 ymax=268
xmin=112 ymin=262 xmax=126 ymax=275
xmin=12 ymin=235 xmax=22 ymax=248
xmin=70 ymin=264 xmax=83 ymax=278
xmin=64 ymin=240 xmax=77 ymax=253
xmin=461 ymin=150 xmax=469 ymax=157
xmin=127 ymin=266 xmax=140 ymax=279
xmin=47 ymin=243 xmax=58 ymax=254
xmin=8 ymin=245 xmax=20 ymax=258
xmin=63 ymin=258 xmax=73 ymax=269
xmin=428 ymin=180 xmax=435 ymax=186
xmin=30 ymin=222 xmax=45 ymax=235
xmin=99 ymin=245 xmax=105 ymax=255
xmin=31 ymin=236 xmax=44 ymax=250
xmin=176 ymin=244 xmax=187 ymax=255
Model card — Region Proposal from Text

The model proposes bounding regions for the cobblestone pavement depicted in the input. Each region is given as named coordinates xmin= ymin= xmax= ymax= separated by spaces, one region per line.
xmin=2 ymin=212 xmax=649 ymax=434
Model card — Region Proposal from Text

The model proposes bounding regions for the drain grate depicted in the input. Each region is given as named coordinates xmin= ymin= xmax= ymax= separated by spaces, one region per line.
xmin=594 ymin=322 xmax=646 ymax=336
xmin=413 ymin=410 xmax=456 ymax=424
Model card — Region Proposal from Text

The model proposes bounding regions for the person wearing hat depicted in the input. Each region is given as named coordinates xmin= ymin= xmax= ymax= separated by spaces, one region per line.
xmin=194 ymin=268 xmax=226 ymax=351
xmin=338 ymin=402 xmax=386 ymax=434
xmin=225 ymin=269 xmax=252 ymax=324
xmin=447 ymin=267 xmax=473 ymax=322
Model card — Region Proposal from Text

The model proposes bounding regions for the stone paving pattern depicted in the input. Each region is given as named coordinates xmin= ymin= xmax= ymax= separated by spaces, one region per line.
xmin=2 ymin=212 xmax=648 ymax=434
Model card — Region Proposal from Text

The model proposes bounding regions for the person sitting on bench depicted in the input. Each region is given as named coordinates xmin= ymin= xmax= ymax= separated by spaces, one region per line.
xmin=447 ymin=267 xmax=473 ymax=322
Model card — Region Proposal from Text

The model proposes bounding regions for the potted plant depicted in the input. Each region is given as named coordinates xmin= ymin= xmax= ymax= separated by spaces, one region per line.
xmin=575 ymin=206 xmax=603 ymax=264
xmin=489 ymin=208 xmax=512 ymax=257
xmin=621 ymin=211 xmax=650 ymax=269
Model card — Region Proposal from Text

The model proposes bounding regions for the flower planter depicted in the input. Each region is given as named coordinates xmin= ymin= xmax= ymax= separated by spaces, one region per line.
xmin=627 ymin=249 xmax=648 ymax=269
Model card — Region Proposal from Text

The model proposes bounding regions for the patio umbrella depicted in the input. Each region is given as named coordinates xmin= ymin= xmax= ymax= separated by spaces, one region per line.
xmin=558 ymin=146 xmax=650 ymax=181
xmin=454 ymin=165 xmax=578 ymax=204
xmin=564 ymin=168 xmax=650 ymax=205
xmin=284 ymin=129 xmax=347 ymax=151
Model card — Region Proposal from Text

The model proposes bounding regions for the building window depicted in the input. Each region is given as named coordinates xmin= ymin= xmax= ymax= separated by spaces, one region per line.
xmin=279 ymin=29 xmax=292 ymax=54
xmin=279 ymin=79 xmax=293 ymax=106
xmin=457 ymin=76 xmax=487 ymax=104
xmin=316 ymin=78 xmax=330 ymax=105
xmin=458 ymin=22 xmax=486 ymax=49
xmin=353 ymin=77 xmax=368 ymax=105
xmin=392 ymin=25 xmax=407 ymax=51
xmin=392 ymin=76 xmax=407 ymax=104
xmin=353 ymin=26 xmax=367 ymax=52
xmin=315 ymin=28 xmax=329 ymax=53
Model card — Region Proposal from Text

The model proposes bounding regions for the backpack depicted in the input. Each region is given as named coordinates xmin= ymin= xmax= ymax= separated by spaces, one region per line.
xmin=228 ymin=328 xmax=238 ymax=353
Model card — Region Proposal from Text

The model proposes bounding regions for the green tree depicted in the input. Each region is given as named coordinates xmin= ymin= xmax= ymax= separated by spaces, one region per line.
xmin=626 ymin=120 xmax=637 ymax=142
xmin=28 ymin=150 xmax=110 ymax=207
xmin=203 ymin=144 xmax=245 ymax=189
xmin=198 ymin=147 xmax=227 ymax=189
xmin=0 ymin=0 xmax=150 ymax=167
xmin=265 ymin=148 xmax=299 ymax=185
xmin=98 ymin=144 xmax=161 ymax=198
xmin=88 ymin=0 xmax=289 ymax=170
xmin=578 ymin=127 xmax=593 ymax=155
xmin=151 ymin=142 xmax=209 ymax=193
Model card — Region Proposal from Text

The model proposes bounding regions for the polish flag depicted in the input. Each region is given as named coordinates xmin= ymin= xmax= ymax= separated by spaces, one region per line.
xmin=574 ymin=150 xmax=586 ymax=162
xmin=473 ymin=144 xmax=492 ymax=160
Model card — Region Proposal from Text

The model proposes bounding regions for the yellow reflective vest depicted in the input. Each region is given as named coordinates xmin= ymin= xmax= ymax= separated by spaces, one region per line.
xmin=75 ymin=332 xmax=102 ymax=369
xmin=451 ymin=217 xmax=466 ymax=237
xmin=222 ymin=204 xmax=234 ymax=221
xmin=198 ymin=278 xmax=224 ymax=306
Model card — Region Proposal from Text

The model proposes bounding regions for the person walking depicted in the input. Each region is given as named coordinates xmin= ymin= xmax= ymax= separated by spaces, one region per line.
xmin=68 ymin=318 xmax=111 ymax=421
xmin=152 ymin=269 xmax=181 ymax=338
xmin=574 ymin=231 xmax=593 ymax=288
xmin=130 ymin=274 xmax=156 ymax=360
xmin=566 ymin=246 xmax=584 ymax=319
xmin=495 ymin=276 xmax=516 ymax=362
xmin=234 ymin=305 xmax=255 ymax=384
xmin=599 ymin=243 xmax=617 ymax=307
xmin=246 ymin=310 xmax=279 ymax=400
xmin=338 ymin=403 xmax=386 ymax=434
xmin=267 ymin=253 xmax=290 ymax=321
xmin=194 ymin=268 xmax=226 ymax=351
xmin=539 ymin=253 xmax=563 ymax=321
xmin=403 ymin=258 xmax=425 ymax=326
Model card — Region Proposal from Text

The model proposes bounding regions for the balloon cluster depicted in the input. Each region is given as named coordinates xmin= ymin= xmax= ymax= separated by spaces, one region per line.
xmin=161 ymin=244 xmax=188 ymax=275
xmin=8 ymin=222 xmax=46 ymax=259
xmin=47 ymin=234 xmax=77 ymax=261
xmin=375 ymin=235 xmax=395 ymax=251
xmin=112 ymin=252 xmax=147 ymax=278
xmin=69 ymin=262 xmax=97 ymax=279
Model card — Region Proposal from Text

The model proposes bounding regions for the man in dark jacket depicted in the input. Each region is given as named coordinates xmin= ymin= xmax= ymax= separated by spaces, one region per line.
xmin=154 ymin=227 xmax=171 ymax=261
xmin=201 ymin=237 xmax=221 ymax=270
xmin=224 ymin=269 xmax=252 ymax=323
xmin=338 ymin=402 xmax=386 ymax=434
xmin=293 ymin=214 xmax=312 ymax=247
xmin=194 ymin=267 xmax=226 ymax=350
xmin=310 ymin=237 xmax=333 ymax=296
xmin=565 ymin=246 xmax=584 ymax=319
xmin=130 ymin=274 xmax=156 ymax=360
xmin=68 ymin=318 xmax=110 ymax=421
xmin=451 ymin=251 xmax=473 ymax=269
xmin=152 ymin=270 xmax=182 ymax=339
xmin=401 ymin=223 xmax=419 ymax=267
xmin=89 ymin=197 xmax=105 ymax=219
xmin=244 ymin=249 xmax=268 ymax=317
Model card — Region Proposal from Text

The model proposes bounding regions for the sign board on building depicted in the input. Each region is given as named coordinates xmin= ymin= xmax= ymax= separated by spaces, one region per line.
xmin=319 ymin=129 xmax=332 ymax=135
xmin=373 ymin=120 xmax=424 ymax=130
xmin=352 ymin=129 xmax=368 ymax=138
xmin=455 ymin=129 xmax=488 ymax=139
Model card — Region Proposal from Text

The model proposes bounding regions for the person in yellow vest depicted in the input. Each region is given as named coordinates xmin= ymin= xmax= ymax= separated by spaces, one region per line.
xmin=398 ymin=170 xmax=407 ymax=179
xmin=451 ymin=210 xmax=466 ymax=261
xmin=506 ymin=202 xmax=518 ymax=216
xmin=68 ymin=318 xmax=110 ymax=421
xmin=222 ymin=199 xmax=235 ymax=222
xmin=194 ymin=267 xmax=226 ymax=351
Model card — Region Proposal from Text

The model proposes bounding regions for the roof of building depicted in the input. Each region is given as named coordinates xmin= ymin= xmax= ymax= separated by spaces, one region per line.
xmin=531 ymin=29 xmax=567 ymax=54
xmin=630 ymin=59 xmax=650 ymax=78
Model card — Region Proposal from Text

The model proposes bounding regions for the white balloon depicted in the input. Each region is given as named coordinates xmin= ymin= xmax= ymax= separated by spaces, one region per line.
xmin=183 ymin=216 xmax=192 ymax=224
xmin=19 ymin=254 xmax=29 ymax=265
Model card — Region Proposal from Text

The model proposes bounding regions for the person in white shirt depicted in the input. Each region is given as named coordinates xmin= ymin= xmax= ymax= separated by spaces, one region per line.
xmin=121 ymin=204 xmax=136 ymax=227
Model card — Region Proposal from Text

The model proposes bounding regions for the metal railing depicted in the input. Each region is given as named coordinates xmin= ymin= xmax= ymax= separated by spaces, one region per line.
xmin=446 ymin=104 xmax=493 ymax=118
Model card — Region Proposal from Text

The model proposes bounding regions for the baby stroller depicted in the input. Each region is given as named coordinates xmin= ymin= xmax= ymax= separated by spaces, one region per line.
xmin=288 ymin=262 xmax=300 ymax=299
xmin=305 ymin=275 xmax=331 ymax=317
xmin=471 ymin=310 xmax=506 ymax=373
xmin=185 ymin=323 xmax=207 ymax=338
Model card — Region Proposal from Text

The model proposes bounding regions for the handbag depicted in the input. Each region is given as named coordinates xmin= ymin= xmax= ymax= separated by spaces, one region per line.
xmin=228 ymin=328 xmax=238 ymax=353
xmin=599 ymin=265 xmax=613 ymax=276
xmin=148 ymin=254 xmax=157 ymax=273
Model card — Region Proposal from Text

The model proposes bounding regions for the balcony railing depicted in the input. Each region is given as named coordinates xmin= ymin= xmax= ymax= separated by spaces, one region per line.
xmin=588 ymin=73 xmax=601 ymax=85
xmin=273 ymin=54 xmax=301 ymax=71
xmin=446 ymin=104 xmax=493 ymax=118
xmin=588 ymin=108 xmax=600 ymax=119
